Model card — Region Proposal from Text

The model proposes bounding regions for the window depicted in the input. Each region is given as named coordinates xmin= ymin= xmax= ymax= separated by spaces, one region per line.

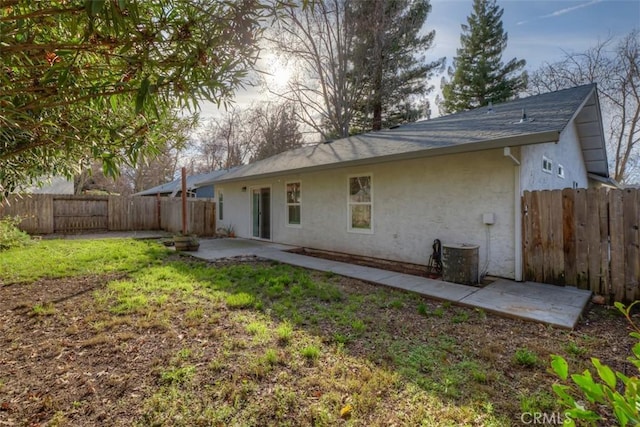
xmin=557 ymin=164 xmax=565 ymax=178
xmin=218 ymin=190 xmax=223 ymax=221
xmin=542 ymin=156 xmax=553 ymax=174
xmin=348 ymin=175 xmax=372 ymax=232
xmin=286 ymin=182 xmax=301 ymax=226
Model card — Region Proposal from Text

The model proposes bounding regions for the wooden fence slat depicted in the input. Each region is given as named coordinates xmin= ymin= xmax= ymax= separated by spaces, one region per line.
xmin=550 ymin=190 xmax=564 ymax=284
xmin=623 ymin=189 xmax=640 ymax=302
xmin=527 ymin=191 xmax=544 ymax=282
xmin=586 ymin=188 xmax=602 ymax=293
xmin=598 ymin=188 xmax=610 ymax=297
xmin=562 ymin=189 xmax=577 ymax=286
xmin=609 ymin=190 xmax=625 ymax=303
xmin=574 ymin=189 xmax=588 ymax=289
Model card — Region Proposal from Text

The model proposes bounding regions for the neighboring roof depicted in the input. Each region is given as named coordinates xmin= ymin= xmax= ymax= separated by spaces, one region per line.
xmin=214 ymin=84 xmax=608 ymax=183
xmin=134 ymin=170 xmax=227 ymax=196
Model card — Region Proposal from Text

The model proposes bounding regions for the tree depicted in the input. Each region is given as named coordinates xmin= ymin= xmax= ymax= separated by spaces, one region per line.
xmin=75 ymin=113 xmax=195 ymax=194
xmin=193 ymin=108 xmax=258 ymax=172
xmin=0 ymin=0 xmax=267 ymax=200
xmin=528 ymin=31 xmax=640 ymax=184
xmin=267 ymin=0 xmax=361 ymax=139
xmin=268 ymin=0 xmax=441 ymax=138
xmin=250 ymin=102 xmax=303 ymax=161
xmin=191 ymin=101 xmax=303 ymax=171
xmin=439 ymin=0 xmax=526 ymax=114
xmin=349 ymin=0 xmax=442 ymax=131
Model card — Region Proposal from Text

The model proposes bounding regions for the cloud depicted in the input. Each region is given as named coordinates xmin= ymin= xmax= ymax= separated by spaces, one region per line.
xmin=517 ymin=0 xmax=604 ymax=25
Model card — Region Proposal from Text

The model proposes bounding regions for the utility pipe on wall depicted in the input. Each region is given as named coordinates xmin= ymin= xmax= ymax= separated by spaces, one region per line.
xmin=504 ymin=147 xmax=523 ymax=281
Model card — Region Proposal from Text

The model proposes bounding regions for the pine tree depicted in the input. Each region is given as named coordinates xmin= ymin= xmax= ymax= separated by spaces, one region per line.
xmin=440 ymin=0 xmax=527 ymax=114
xmin=350 ymin=0 xmax=443 ymax=131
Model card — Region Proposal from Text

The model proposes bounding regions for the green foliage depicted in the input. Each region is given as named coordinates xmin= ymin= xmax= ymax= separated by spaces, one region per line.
xmin=349 ymin=0 xmax=443 ymax=131
xmin=514 ymin=348 xmax=539 ymax=367
xmin=439 ymin=0 xmax=527 ymax=114
xmin=550 ymin=301 xmax=640 ymax=426
xmin=0 ymin=1 xmax=268 ymax=199
xmin=0 ymin=216 xmax=31 ymax=251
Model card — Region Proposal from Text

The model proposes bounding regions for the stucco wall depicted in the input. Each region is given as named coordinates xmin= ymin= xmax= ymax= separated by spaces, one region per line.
xmin=218 ymin=148 xmax=518 ymax=278
xmin=520 ymin=121 xmax=589 ymax=191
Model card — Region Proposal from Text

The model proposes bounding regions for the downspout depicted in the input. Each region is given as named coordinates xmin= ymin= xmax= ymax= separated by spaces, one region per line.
xmin=504 ymin=147 xmax=523 ymax=281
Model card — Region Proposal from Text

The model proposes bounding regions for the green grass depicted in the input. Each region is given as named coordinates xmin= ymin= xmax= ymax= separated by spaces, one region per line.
xmin=0 ymin=238 xmax=169 ymax=284
xmin=3 ymin=238 xmax=571 ymax=426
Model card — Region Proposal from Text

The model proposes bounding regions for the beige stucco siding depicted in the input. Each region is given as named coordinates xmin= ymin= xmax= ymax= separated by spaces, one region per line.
xmin=218 ymin=148 xmax=518 ymax=279
xmin=520 ymin=121 xmax=589 ymax=191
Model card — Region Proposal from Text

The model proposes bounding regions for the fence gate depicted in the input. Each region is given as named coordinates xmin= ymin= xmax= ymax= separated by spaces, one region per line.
xmin=53 ymin=196 xmax=108 ymax=233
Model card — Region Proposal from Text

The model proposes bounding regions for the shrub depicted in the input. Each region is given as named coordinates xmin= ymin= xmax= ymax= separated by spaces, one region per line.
xmin=550 ymin=302 xmax=640 ymax=426
xmin=0 ymin=216 xmax=31 ymax=251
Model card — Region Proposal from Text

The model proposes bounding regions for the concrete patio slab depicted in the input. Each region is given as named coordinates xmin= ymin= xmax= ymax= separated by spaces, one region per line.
xmin=459 ymin=280 xmax=591 ymax=329
xmin=190 ymin=238 xmax=590 ymax=329
xmin=378 ymin=273 xmax=478 ymax=301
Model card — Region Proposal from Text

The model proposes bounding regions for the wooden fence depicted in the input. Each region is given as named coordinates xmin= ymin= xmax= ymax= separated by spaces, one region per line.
xmin=0 ymin=194 xmax=216 ymax=236
xmin=522 ymin=188 xmax=639 ymax=303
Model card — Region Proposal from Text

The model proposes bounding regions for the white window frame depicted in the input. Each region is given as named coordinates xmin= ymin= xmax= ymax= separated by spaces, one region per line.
xmin=557 ymin=164 xmax=565 ymax=178
xmin=347 ymin=173 xmax=373 ymax=234
xmin=285 ymin=181 xmax=302 ymax=228
xmin=217 ymin=189 xmax=224 ymax=221
xmin=542 ymin=156 xmax=553 ymax=174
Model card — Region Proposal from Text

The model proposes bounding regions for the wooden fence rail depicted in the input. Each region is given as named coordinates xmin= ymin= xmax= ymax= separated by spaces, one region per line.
xmin=0 ymin=194 xmax=216 ymax=236
xmin=523 ymin=188 xmax=639 ymax=303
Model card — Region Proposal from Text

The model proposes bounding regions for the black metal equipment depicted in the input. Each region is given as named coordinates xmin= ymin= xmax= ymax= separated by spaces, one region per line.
xmin=427 ymin=239 xmax=442 ymax=276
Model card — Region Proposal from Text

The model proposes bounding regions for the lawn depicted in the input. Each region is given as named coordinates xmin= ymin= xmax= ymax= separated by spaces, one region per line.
xmin=0 ymin=238 xmax=634 ymax=426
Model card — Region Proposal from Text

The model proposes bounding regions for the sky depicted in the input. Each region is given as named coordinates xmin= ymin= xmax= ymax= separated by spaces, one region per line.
xmin=196 ymin=0 xmax=640 ymax=123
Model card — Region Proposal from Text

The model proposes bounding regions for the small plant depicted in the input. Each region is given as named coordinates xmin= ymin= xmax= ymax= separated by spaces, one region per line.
xmin=389 ymin=299 xmax=404 ymax=309
xmin=0 ymin=216 xmax=32 ymax=251
xmin=32 ymin=302 xmax=55 ymax=316
xmin=160 ymin=365 xmax=196 ymax=385
xmin=351 ymin=318 xmax=366 ymax=334
xmin=186 ymin=307 xmax=204 ymax=320
xmin=333 ymin=332 xmax=350 ymax=345
xmin=550 ymin=301 xmax=640 ymax=426
xmin=301 ymin=345 xmax=320 ymax=360
xmin=564 ymin=340 xmax=588 ymax=357
xmin=514 ymin=348 xmax=539 ymax=367
xmin=452 ymin=311 xmax=469 ymax=324
xmin=225 ymin=292 xmax=255 ymax=309
xmin=176 ymin=348 xmax=192 ymax=360
xmin=417 ymin=302 xmax=429 ymax=316
xmin=276 ymin=322 xmax=293 ymax=345
xmin=263 ymin=348 xmax=279 ymax=366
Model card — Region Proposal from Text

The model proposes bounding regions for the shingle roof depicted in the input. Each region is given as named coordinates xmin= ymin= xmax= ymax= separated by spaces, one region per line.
xmin=214 ymin=84 xmax=606 ymax=183
xmin=134 ymin=170 xmax=227 ymax=196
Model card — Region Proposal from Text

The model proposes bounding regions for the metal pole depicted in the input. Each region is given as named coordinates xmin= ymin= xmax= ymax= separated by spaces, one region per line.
xmin=181 ymin=167 xmax=187 ymax=235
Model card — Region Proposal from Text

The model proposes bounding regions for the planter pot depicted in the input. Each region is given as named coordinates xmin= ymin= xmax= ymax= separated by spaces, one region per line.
xmin=174 ymin=236 xmax=198 ymax=252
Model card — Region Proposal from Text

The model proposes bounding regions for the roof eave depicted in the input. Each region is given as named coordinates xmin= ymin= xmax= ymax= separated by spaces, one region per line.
xmin=214 ymin=130 xmax=561 ymax=184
